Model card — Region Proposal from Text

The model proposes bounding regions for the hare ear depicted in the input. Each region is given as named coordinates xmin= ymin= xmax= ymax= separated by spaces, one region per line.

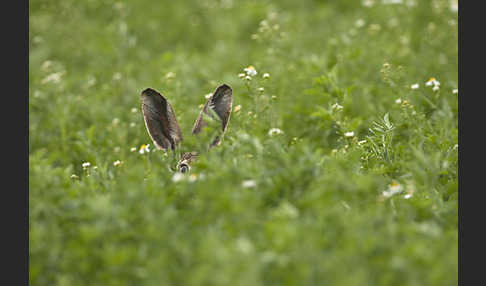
xmin=192 ymin=84 xmax=233 ymax=147
xmin=141 ymin=88 xmax=183 ymax=151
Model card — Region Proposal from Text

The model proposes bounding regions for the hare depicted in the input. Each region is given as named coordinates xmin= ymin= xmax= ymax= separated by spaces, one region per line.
xmin=141 ymin=84 xmax=233 ymax=173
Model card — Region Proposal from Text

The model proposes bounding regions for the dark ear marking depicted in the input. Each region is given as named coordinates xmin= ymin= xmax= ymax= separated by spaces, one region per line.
xmin=192 ymin=84 xmax=233 ymax=147
xmin=141 ymin=88 xmax=183 ymax=151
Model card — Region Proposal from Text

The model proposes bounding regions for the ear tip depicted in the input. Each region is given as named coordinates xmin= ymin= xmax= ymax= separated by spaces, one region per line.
xmin=141 ymin=88 xmax=158 ymax=96
xmin=219 ymin=84 xmax=232 ymax=91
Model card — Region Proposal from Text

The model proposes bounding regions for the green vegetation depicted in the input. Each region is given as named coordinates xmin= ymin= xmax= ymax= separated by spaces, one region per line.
xmin=29 ymin=0 xmax=458 ymax=285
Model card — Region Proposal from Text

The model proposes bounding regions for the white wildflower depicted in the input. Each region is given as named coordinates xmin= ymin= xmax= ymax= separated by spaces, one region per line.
xmin=82 ymin=162 xmax=91 ymax=169
xmin=70 ymin=174 xmax=79 ymax=179
xmin=358 ymin=140 xmax=367 ymax=146
xmin=257 ymin=87 xmax=264 ymax=92
xmin=382 ymin=182 xmax=403 ymax=198
xmin=238 ymin=73 xmax=246 ymax=78
xmin=113 ymin=160 xmax=122 ymax=167
xmin=165 ymin=71 xmax=176 ymax=79
xmin=268 ymin=128 xmax=283 ymax=136
xmin=205 ymin=93 xmax=213 ymax=99
xmin=411 ymin=83 xmax=419 ymax=89
xmin=450 ymin=0 xmax=458 ymax=12
xmin=355 ymin=19 xmax=366 ymax=28
xmin=131 ymin=107 xmax=138 ymax=113
xmin=41 ymin=71 xmax=65 ymax=84
xmin=425 ymin=77 xmax=440 ymax=87
xmin=383 ymin=0 xmax=403 ymax=4
xmin=433 ymin=85 xmax=440 ymax=92
xmin=395 ymin=98 xmax=402 ymax=104
xmin=344 ymin=131 xmax=355 ymax=138
xmin=130 ymin=147 xmax=137 ymax=152
xmin=332 ymin=103 xmax=343 ymax=110
xmin=139 ymin=144 xmax=150 ymax=154
xmin=245 ymin=75 xmax=252 ymax=81
xmin=244 ymin=65 xmax=257 ymax=77
xmin=362 ymin=0 xmax=375 ymax=7
xmin=234 ymin=105 xmax=242 ymax=113
xmin=263 ymin=73 xmax=270 ymax=79
xmin=406 ymin=0 xmax=417 ymax=7
xmin=242 ymin=180 xmax=257 ymax=188
xmin=404 ymin=193 xmax=413 ymax=199
xmin=452 ymin=89 xmax=458 ymax=94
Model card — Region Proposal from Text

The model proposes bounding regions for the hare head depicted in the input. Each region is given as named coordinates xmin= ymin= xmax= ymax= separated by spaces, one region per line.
xmin=141 ymin=84 xmax=233 ymax=173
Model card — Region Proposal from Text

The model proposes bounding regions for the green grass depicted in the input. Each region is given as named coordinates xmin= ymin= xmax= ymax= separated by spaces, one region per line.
xmin=29 ymin=0 xmax=458 ymax=285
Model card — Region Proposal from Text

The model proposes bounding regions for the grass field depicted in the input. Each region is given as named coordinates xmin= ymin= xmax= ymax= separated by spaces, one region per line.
xmin=29 ymin=0 xmax=458 ymax=285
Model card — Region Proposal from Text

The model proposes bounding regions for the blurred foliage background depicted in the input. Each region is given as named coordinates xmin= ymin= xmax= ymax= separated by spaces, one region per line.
xmin=29 ymin=0 xmax=458 ymax=285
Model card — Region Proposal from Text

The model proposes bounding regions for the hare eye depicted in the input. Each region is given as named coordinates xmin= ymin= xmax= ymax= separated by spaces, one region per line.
xmin=180 ymin=164 xmax=189 ymax=173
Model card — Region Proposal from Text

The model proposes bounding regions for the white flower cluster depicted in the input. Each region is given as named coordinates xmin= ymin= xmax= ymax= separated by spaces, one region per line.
xmin=238 ymin=65 xmax=257 ymax=81
xmin=425 ymin=77 xmax=440 ymax=92
xmin=239 ymin=66 xmax=270 ymax=81
xmin=244 ymin=66 xmax=257 ymax=77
